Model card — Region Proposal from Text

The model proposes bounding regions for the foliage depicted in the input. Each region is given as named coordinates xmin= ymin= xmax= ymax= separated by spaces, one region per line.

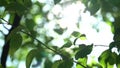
xmin=0 ymin=0 xmax=120 ymax=68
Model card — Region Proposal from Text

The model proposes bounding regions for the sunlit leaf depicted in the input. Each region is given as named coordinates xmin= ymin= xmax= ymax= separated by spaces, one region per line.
xmin=26 ymin=49 xmax=37 ymax=68
xmin=9 ymin=33 xmax=22 ymax=58
xmin=80 ymin=34 xmax=86 ymax=40
xmin=98 ymin=50 xmax=117 ymax=67
xmin=76 ymin=57 xmax=88 ymax=68
xmin=75 ymin=44 xmax=93 ymax=59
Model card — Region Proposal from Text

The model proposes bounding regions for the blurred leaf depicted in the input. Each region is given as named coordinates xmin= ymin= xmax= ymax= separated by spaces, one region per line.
xmin=73 ymin=38 xmax=78 ymax=45
xmin=87 ymin=0 xmax=100 ymax=15
xmin=71 ymin=31 xmax=81 ymax=37
xmin=98 ymin=50 xmax=117 ymax=67
xmin=58 ymin=59 xmax=73 ymax=68
xmin=75 ymin=44 xmax=93 ymax=59
xmin=61 ymin=40 xmax=72 ymax=48
xmin=24 ymin=0 xmax=32 ymax=7
xmin=26 ymin=49 xmax=37 ymax=68
xmin=80 ymin=34 xmax=86 ymax=40
xmin=9 ymin=33 xmax=22 ymax=58
xmin=76 ymin=57 xmax=88 ymax=68
xmin=7 ymin=26 xmax=23 ymax=41
xmin=44 ymin=59 xmax=53 ymax=68
xmin=54 ymin=0 xmax=61 ymax=4
xmin=0 ymin=0 xmax=7 ymax=6
xmin=54 ymin=28 xmax=64 ymax=35
xmin=6 ymin=2 xmax=26 ymax=15
xmin=116 ymin=54 xmax=120 ymax=68
xmin=98 ymin=50 xmax=110 ymax=67
xmin=52 ymin=60 xmax=63 ymax=68
xmin=109 ymin=42 xmax=116 ymax=50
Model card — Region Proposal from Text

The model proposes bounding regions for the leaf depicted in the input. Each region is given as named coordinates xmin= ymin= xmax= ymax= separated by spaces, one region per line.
xmin=44 ymin=59 xmax=53 ymax=68
xmin=61 ymin=40 xmax=72 ymax=48
xmin=7 ymin=26 xmax=23 ymax=41
xmin=87 ymin=0 xmax=100 ymax=15
xmin=26 ymin=49 xmax=37 ymax=68
xmin=71 ymin=31 xmax=81 ymax=37
xmin=9 ymin=33 xmax=22 ymax=58
xmin=58 ymin=59 xmax=73 ymax=68
xmin=52 ymin=60 xmax=63 ymax=68
xmin=6 ymin=2 xmax=26 ymax=15
xmin=116 ymin=55 xmax=120 ymax=68
xmin=80 ymin=34 xmax=86 ymax=40
xmin=98 ymin=50 xmax=117 ymax=67
xmin=54 ymin=28 xmax=64 ymax=35
xmin=75 ymin=44 xmax=93 ymax=59
xmin=76 ymin=57 xmax=88 ymax=68
xmin=54 ymin=0 xmax=61 ymax=4
xmin=73 ymin=38 xmax=78 ymax=45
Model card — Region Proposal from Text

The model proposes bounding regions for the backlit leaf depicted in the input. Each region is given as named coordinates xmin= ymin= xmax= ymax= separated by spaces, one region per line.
xmin=76 ymin=57 xmax=88 ymax=68
xmin=61 ymin=40 xmax=72 ymax=48
xmin=75 ymin=44 xmax=93 ymax=59
xmin=9 ymin=33 xmax=22 ymax=57
xmin=26 ymin=49 xmax=37 ymax=68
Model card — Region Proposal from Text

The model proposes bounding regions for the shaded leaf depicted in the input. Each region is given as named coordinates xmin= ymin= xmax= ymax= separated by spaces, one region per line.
xmin=54 ymin=28 xmax=64 ymax=35
xmin=44 ymin=59 xmax=53 ymax=68
xmin=61 ymin=40 xmax=72 ymax=48
xmin=54 ymin=0 xmax=61 ymax=4
xmin=9 ymin=33 xmax=22 ymax=58
xmin=73 ymin=38 xmax=78 ymax=45
xmin=75 ymin=44 xmax=93 ymax=59
xmin=71 ymin=31 xmax=81 ymax=37
xmin=26 ymin=49 xmax=37 ymax=68
xmin=58 ymin=59 xmax=73 ymax=68
xmin=87 ymin=0 xmax=100 ymax=15
xmin=52 ymin=60 xmax=63 ymax=68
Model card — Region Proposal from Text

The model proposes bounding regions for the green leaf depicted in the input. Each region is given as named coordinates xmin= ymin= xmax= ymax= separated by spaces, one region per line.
xmin=54 ymin=28 xmax=64 ymax=35
xmin=61 ymin=40 xmax=72 ymax=48
xmin=58 ymin=59 xmax=73 ymax=68
xmin=75 ymin=44 xmax=93 ymax=59
xmin=80 ymin=34 xmax=86 ymax=40
xmin=52 ymin=60 xmax=63 ymax=68
xmin=7 ymin=26 xmax=23 ymax=41
xmin=116 ymin=55 xmax=120 ymax=68
xmin=9 ymin=33 xmax=22 ymax=58
xmin=71 ymin=31 xmax=81 ymax=37
xmin=98 ymin=50 xmax=117 ymax=67
xmin=26 ymin=49 xmax=37 ymax=68
xmin=87 ymin=0 xmax=100 ymax=15
xmin=44 ymin=59 xmax=53 ymax=68
xmin=54 ymin=0 xmax=61 ymax=4
xmin=73 ymin=38 xmax=78 ymax=45
xmin=76 ymin=57 xmax=88 ymax=68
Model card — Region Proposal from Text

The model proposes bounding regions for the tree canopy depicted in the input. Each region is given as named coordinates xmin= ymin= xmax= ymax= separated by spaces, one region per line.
xmin=0 ymin=0 xmax=120 ymax=68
